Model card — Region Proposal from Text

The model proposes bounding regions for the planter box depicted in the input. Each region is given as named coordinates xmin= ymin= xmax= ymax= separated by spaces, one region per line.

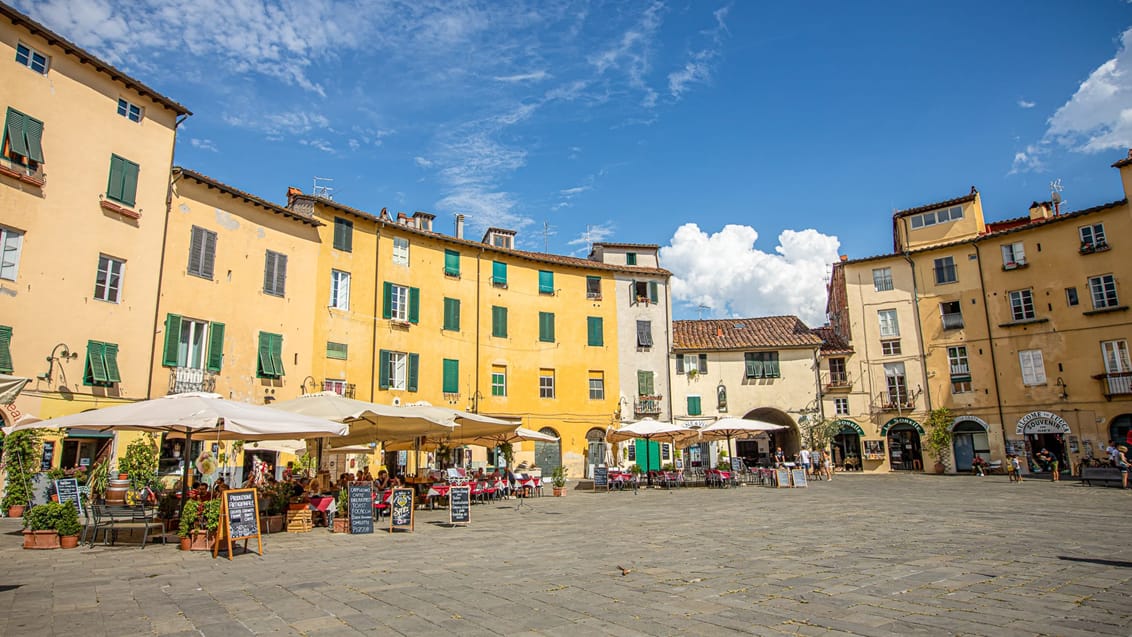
xmin=260 ymin=514 xmax=284 ymax=534
xmin=553 ymin=487 xmax=566 ymax=497
xmin=188 ymin=531 xmax=215 ymax=551
xmin=23 ymin=530 xmax=60 ymax=550
xmin=332 ymin=517 xmax=350 ymax=533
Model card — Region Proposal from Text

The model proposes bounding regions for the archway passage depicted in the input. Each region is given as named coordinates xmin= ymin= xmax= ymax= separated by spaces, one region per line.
xmin=887 ymin=425 xmax=922 ymax=471
xmin=534 ymin=427 xmax=561 ymax=475
xmin=743 ymin=407 xmax=801 ymax=461
xmin=952 ymin=421 xmax=991 ymax=472
xmin=1110 ymin=414 xmax=1132 ymax=447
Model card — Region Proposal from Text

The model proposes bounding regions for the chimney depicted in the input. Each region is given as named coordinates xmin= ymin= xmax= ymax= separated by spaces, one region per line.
xmin=286 ymin=186 xmax=302 ymax=207
xmin=455 ymin=214 xmax=465 ymax=239
xmin=1028 ymin=201 xmax=1053 ymax=221
xmin=839 ymin=255 xmax=848 ymax=262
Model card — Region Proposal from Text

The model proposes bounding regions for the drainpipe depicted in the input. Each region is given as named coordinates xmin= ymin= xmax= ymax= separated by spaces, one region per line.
xmin=973 ymin=241 xmax=1008 ymax=451
xmin=369 ymin=222 xmax=384 ymax=401
xmin=900 ymin=217 xmax=932 ymax=413
xmin=662 ymin=274 xmax=674 ymax=423
xmin=473 ymin=247 xmax=484 ymax=413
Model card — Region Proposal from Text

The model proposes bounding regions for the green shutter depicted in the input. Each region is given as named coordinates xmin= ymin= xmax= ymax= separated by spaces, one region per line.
xmin=442 ymin=359 xmax=458 ymax=393
xmin=443 ymin=298 xmax=460 ymax=331
xmin=107 ymin=156 xmax=125 ymax=203
xmin=4 ymin=109 xmax=27 ymax=157
xmin=162 ymin=314 xmax=182 ymax=367
xmin=87 ymin=341 xmax=108 ymax=383
xmin=334 ymin=218 xmax=352 ymax=252
xmin=382 ymin=282 xmax=393 ymax=319
xmin=257 ymin=332 xmax=274 ymax=377
xmin=766 ymin=353 xmax=780 ymax=378
xmin=269 ymin=334 xmax=284 ymax=377
xmin=22 ymin=114 xmax=44 ymax=163
xmin=538 ymin=270 xmax=553 ymax=294
xmin=688 ymin=396 xmax=701 ymax=416
xmin=407 ymin=353 xmax=419 ymax=392
xmin=587 ymin=317 xmax=603 ymax=346
xmin=206 ymin=322 xmax=225 ymax=372
xmin=378 ymin=350 xmax=390 ymax=389
xmin=626 ymin=252 xmax=637 ymax=265
xmin=637 ymin=370 xmax=654 ymax=395
xmin=648 ymin=281 xmax=659 ymax=304
xmin=444 ymin=249 xmax=460 ymax=276
xmin=408 ymin=287 xmax=420 ymax=324
xmin=492 ymin=261 xmax=506 ymax=285
xmin=120 ymin=159 xmax=139 ymax=206
xmin=0 ymin=325 xmax=13 ymax=373
xmin=539 ymin=312 xmax=555 ymax=342
xmin=492 ymin=306 xmax=507 ymax=338
xmin=103 ymin=343 xmax=121 ymax=383
xmin=746 ymin=354 xmax=762 ymax=378
xmin=326 ymin=342 xmax=348 ymax=360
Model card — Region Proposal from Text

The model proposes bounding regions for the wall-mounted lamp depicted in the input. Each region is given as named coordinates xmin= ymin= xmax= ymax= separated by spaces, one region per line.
xmin=37 ymin=343 xmax=76 ymax=382
xmin=300 ymin=376 xmax=318 ymax=395
xmin=1055 ymin=377 xmax=1068 ymax=400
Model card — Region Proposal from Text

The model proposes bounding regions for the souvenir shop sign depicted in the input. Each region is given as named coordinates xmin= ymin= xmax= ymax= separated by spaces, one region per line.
xmin=1015 ymin=411 xmax=1070 ymax=435
xmin=881 ymin=417 xmax=924 ymax=435
xmin=833 ymin=419 xmax=865 ymax=436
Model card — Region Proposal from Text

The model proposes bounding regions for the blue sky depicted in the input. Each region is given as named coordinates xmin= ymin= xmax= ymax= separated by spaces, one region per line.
xmin=19 ymin=1 xmax=1132 ymax=325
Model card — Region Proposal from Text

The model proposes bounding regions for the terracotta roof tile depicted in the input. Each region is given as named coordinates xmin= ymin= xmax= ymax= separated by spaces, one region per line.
xmin=811 ymin=326 xmax=854 ymax=355
xmin=673 ymin=316 xmax=822 ymax=351
xmin=175 ymin=168 xmax=322 ymax=227
xmin=1112 ymin=150 xmax=1132 ymax=168
xmin=893 ymin=188 xmax=978 ymax=218
xmin=591 ymin=242 xmax=660 ymax=250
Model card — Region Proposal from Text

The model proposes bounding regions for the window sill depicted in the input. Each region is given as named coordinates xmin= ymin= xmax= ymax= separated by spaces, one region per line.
xmin=0 ymin=162 xmax=45 ymax=187
xmin=1002 ymin=262 xmax=1028 ymax=271
xmin=444 ymin=271 xmax=460 ymax=279
xmin=389 ymin=319 xmax=412 ymax=329
xmin=1083 ymin=305 xmax=1129 ymax=316
xmin=1079 ymin=244 xmax=1110 ymax=255
xmin=586 ymin=294 xmax=602 ymax=301
xmin=100 ymin=199 xmax=140 ymax=219
xmin=998 ymin=317 xmax=1048 ymax=328
xmin=492 ymin=283 xmax=508 ymax=289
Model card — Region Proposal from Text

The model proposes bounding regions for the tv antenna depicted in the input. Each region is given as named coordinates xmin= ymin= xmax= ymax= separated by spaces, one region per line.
xmin=542 ymin=220 xmax=557 ymax=253
xmin=696 ymin=304 xmax=711 ymax=319
xmin=1050 ymin=179 xmax=1064 ymax=214
xmin=313 ymin=177 xmax=335 ymax=200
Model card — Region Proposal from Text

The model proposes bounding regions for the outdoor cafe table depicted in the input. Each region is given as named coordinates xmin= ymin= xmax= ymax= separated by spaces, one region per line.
xmin=309 ymin=495 xmax=335 ymax=526
xmin=425 ymin=483 xmax=451 ymax=509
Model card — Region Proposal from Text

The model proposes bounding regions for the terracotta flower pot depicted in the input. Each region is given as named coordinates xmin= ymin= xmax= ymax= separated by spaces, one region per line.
xmin=332 ymin=517 xmax=350 ymax=533
xmin=179 ymin=537 xmax=193 ymax=551
xmin=260 ymin=515 xmax=284 ymax=534
xmin=50 ymin=495 xmax=59 ymax=503
xmin=553 ymin=487 xmax=566 ymax=497
xmin=23 ymin=530 xmax=60 ymax=550
xmin=7 ymin=505 xmax=25 ymax=518
xmin=189 ymin=531 xmax=214 ymax=551
xmin=60 ymin=535 xmax=79 ymax=549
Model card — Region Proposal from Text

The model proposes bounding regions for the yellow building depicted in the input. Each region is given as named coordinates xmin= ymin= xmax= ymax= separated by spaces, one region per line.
xmin=0 ymin=5 xmax=189 ymax=474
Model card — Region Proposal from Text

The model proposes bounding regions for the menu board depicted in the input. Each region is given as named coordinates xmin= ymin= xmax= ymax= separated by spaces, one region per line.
xmin=593 ymin=466 xmax=609 ymax=491
xmin=53 ymin=478 xmax=83 ymax=516
xmin=348 ymin=482 xmax=374 ymax=535
xmin=449 ymin=485 xmax=471 ymax=525
xmin=389 ymin=487 xmax=414 ymax=532
xmin=790 ymin=469 xmax=808 ymax=488
xmin=775 ymin=468 xmax=791 ymax=488
xmin=40 ymin=441 xmax=55 ymax=471
xmin=214 ymin=488 xmax=263 ymax=560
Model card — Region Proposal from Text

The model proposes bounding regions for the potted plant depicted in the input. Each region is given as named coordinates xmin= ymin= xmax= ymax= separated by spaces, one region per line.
xmin=157 ymin=493 xmax=180 ymax=532
xmin=177 ymin=499 xmax=202 ymax=550
xmin=119 ymin=434 xmax=160 ymax=494
xmin=86 ymin=459 xmax=110 ymax=504
xmin=55 ymin=505 xmax=81 ymax=549
xmin=22 ymin=502 xmax=62 ymax=549
xmin=332 ymin=490 xmax=349 ymax=533
xmin=551 ymin=464 xmax=569 ymax=496
xmin=259 ymin=481 xmax=288 ymax=533
xmin=45 ymin=467 xmax=66 ymax=502
xmin=2 ymin=429 xmax=43 ymax=518
xmin=924 ymin=407 xmax=954 ymax=474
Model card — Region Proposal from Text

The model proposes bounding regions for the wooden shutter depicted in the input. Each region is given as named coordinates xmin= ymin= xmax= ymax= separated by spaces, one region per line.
xmin=538 ymin=270 xmax=553 ymax=294
xmin=103 ymin=343 xmax=121 ymax=383
xmin=107 ymin=156 xmax=125 ymax=203
xmin=162 ymin=314 xmax=182 ymax=367
xmin=492 ymin=306 xmax=507 ymax=337
xmin=334 ymin=218 xmax=352 ymax=252
xmin=746 ymin=353 xmax=761 ymax=378
xmin=408 ymin=287 xmax=420 ymax=324
xmin=257 ymin=332 xmax=274 ymax=377
xmin=648 ymin=281 xmax=659 ymax=304
xmin=588 ymin=317 xmax=602 ymax=346
xmin=636 ymin=320 xmax=652 ymax=347
xmin=444 ymin=249 xmax=460 ymax=276
xmin=378 ymin=350 xmax=391 ymax=389
xmin=188 ymin=228 xmax=203 ymax=275
xmin=206 ymin=322 xmax=225 ymax=372
xmin=0 ymin=325 xmax=12 ymax=373
xmin=766 ymin=352 xmax=780 ymax=378
xmin=87 ymin=341 xmax=108 ymax=383
xmin=637 ymin=370 xmax=653 ymax=395
xmin=5 ymin=109 xmax=27 ymax=157
xmin=270 ymin=334 xmax=284 ymax=377
xmin=442 ymin=359 xmax=459 ymax=393
xmin=120 ymin=159 xmax=139 ymax=206
xmin=687 ymin=396 xmax=701 ymax=416
xmin=492 ymin=261 xmax=506 ymax=285
xmin=22 ymin=113 xmax=44 ymax=163
xmin=382 ymin=282 xmax=393 ymax=319
xmin=263 ymin=252 xmax=274 ymax=293
xmin=273 ymin=254 xmax=287 ymax=296
xmin=539 ymin=312 xmax=554 ymax=342
xmin=407 ymin=353 xmax=419 ymax=392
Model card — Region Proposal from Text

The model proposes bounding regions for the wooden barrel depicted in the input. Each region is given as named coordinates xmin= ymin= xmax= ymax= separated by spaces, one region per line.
xmin=105 ymin=478 xmax=130 ymax=504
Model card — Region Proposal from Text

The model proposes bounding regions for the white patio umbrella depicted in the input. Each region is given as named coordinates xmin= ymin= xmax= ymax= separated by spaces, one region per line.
xmin=270 ymin=392 xmax=456 ymax=446
xmin=697 ymin=417 xmax=786 ymax=469
xmin=0 ymin=373 xmax=30 ymax=405
xmin=400 ymin=403 xmax=519 ymax=439
xmin=606 ymin=419 xmax=698 ymax=484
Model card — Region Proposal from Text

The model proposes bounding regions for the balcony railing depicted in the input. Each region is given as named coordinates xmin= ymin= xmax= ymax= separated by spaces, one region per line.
xmin=941 ymin=312 xmax=964 ymax=330
xmin=1002 ymin=258 xmax=1028 ymax=271
xmin=949 ymin=363 xmax=970 ymax=376
xmin=169 ymin=367 xmax=216 ymax=394
xmin=877 ymin=390 xmax=915 ymax=411
xmin=1095 ymin=372 xmax=1132 ymax=399
xmin=635 ymin=395 xmax=663 ymax=415
xmin=323 ymin=380 xmax=356 ymax=399
xmin=823 ymin=371 xmax=852 ymax=391
xmin=1080 ymin=241 xmax=1111 ymax=255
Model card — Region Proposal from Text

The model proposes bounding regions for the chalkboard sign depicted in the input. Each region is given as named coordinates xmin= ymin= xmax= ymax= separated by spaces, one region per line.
xmin=449 ymin=485 xmax=470 ymax=526
xmin=775 ymin=468 xmax=791 ymax=488
xmin=348 ymin=482 xmax=374 ymax=535
xmin=40 ymin=441 xmax=55 ymax=471
xmin=593 ymin=466 xmax=609 ymax=491
xmin=53 ymin=478 xmax=82 ymax=517
xmin=790 ymin=469 xmax=808 ymax=488
xmin=389 ymin=487 xmax=414 ymax=532
xmin=213 ymin=488 xmax=263 ymax=560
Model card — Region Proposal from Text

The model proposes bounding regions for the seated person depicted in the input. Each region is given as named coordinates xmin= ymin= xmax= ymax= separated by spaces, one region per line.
xmin=212 ymin=478 xmax=229 ymax=496
xmin=971 ymin=455 xmax=988 ymax=476
xmin=375 ymin=470 xmax=393 ymax=491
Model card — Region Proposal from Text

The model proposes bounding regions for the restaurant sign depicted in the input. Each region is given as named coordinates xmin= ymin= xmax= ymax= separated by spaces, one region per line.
xmin=880 ymin=417 xmax=924 ymax=435
xmin=833 ymin=419 xmax=865 ymax=436
xmin=1015 ymin=411 xmax=1071 ymax=435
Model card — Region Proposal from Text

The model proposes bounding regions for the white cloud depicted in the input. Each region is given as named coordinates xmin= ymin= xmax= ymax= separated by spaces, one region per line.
xmin=588 ymin=1 xmax=665 ymax=107
xmin=224 ymin=111 xmax=330 ymax=136
xmin=667 ymin=5 xmax=730 ymax=99
xmin=189 ymin=138 xmax=218 ymax=152
xmin=415 ymin=156 xmax=434 ymax=168
xmin=494 ymin=70 xmax=549 ymax=82
xmin=559 ymin=185 xmax=591 ymax=197
xmin=300 ymin=138 xmax=335 ymax=154
xmin=1018 ymin=99 xmax=1036 ymax=109
xmin=660 ymin=223 xmax=841 ymax=327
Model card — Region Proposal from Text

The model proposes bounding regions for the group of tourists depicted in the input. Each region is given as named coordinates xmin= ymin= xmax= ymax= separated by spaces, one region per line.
xmin=772 ymin=446 xmax=833 ymax=481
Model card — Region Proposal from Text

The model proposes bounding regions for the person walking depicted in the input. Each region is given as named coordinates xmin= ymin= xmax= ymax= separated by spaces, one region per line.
xmin=1116 ymin=445 xmax=1129 ymax=489
xmin=799 ymin=448 xmax=812 ymax=478
xmin=823 ymin=448 xmax=834 ymax=481
xmin=1010 ymin=454 xmax=1024 ymax=483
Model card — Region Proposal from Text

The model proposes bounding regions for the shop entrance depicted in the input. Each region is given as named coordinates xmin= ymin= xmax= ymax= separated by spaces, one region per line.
xmin=585 ymin=428 xmax=606 ymax=478
xmin=1025 ymin=433 xmax=1067 ymax=474
xmin=832 ymin=432 xmax=862 ymax=470
xmin=887 ymin=425 xmax=922 ymax=471
xmin=534 ymin=427 xmax=561 ymax=475
xmin=952 ymin=421 xmax=991 ymax=472
xmin=735 ymin=437 xmax=767 ymax=467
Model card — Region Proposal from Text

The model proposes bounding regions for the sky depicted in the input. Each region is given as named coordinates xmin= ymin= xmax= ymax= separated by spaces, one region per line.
xmin=17 ymin=0 xmax=1132 ymax=326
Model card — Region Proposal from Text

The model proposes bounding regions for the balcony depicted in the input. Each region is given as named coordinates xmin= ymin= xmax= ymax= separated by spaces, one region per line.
xmin=635 ymin=395 xmax=663 ymax=415
xmin=940 ymin=312 xmax=964 ymax=330
xmin=322 ymin=380 xmax=356 ymax=399
xmin=1002 ymin=258 xmax=1028 ymax=271
xmin=877 ymin=390 xmax=915 ymax=411
xmin=823 ymin=372 xmax=852 ymax=392
xmin=0 ymin=156 xmax=45 ymax=187
xmin=1080 ymin=241 xmax=1110 ymax=255
xmin=169 ymin=367 xmax=216 ymax=394
xmin=949 ymin=363 xmax=970 ymax=377
xmin=1095 ymin=372 xmax=1132 ymax=399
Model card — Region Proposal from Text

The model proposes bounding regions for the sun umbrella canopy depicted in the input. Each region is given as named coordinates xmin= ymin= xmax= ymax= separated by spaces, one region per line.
xmin=268 ymin=391 xmax=407 ymax=423
xmin=448 ymin=426 xmax=557 ymax=447
xmin=606 ymin=419 xmax=698 ymax=444
xmin=697 ymin=417 xmax=786 ymax=441
xmin=0 ymin=373 xmax=30 ymax=405
xmin=400 ymin=403 xmax=520 ymax=438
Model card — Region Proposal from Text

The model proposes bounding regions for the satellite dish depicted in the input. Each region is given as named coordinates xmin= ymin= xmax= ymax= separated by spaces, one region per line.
xmin=1051 ymin=191 xmax=1061 ymax=204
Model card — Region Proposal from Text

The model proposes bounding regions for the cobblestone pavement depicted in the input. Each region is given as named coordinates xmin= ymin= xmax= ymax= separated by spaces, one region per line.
xmin=1 ymin=473 xmax=1130 ymax=636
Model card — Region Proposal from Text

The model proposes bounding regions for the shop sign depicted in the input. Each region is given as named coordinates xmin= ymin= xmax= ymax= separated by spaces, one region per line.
xmin=1015 ymin=411 xmax=1070 ymax=435
xmin=881 ymin=417 xmax=924 ymax=435
xmin=951 ymin=415 xmax=989 ymax=431
xmin=833 ymin=419 xmax=865 ymax=436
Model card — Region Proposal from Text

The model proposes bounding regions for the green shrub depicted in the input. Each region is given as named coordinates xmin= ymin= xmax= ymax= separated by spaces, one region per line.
xmin=2 ymin=430 xmax=43 ymax=512
xmin=55 ymin=505 xmax=81 ymax=537
xmin=178 ymin=500 xmax=202 ymax=538
xmin=203 ymin=498 xmax=222 ymax=532
xmin=24 ymin=502 xmax=67 ymax=531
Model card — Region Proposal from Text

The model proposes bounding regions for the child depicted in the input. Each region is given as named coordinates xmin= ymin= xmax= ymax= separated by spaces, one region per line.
xmin=1010 ymin=454 xmax=1024 ymax=482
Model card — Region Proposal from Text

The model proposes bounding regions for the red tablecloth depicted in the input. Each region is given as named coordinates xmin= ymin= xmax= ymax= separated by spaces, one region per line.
xmin=426 ymin=484 xmax=451 ymax=498
xmin=309 ymin=496 xmax=334 ymax=512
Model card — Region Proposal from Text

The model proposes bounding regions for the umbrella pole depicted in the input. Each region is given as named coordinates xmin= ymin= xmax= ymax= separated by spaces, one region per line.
xmin=645 ymin=437 xmax=651 ymax=487
xmin=179 ymin=430 xmax=192 ymax=516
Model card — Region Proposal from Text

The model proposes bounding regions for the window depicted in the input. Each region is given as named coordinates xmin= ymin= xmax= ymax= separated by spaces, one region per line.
xmin=187 ymin=226 xmax=217 ymax=280
xmin=539 ymin=370 xmax=555 ymax=398
xmin=492 ymin=306 xmax=508 ymax=338
xmin=933 ymin=256 xmax=957 ymax=284
xmin=909 ymin=205 xmax=963 ymax=229
xmin=491 ymin=233 xmax=512 ymax=249
xmin=93 ymin=255 xmax=125 ymax=302
xmin=323 ymin=379 xmax=348 ymax=396
xmin=83 ymin=340 xmax=121 ymax=386
xmin=333 ymin=218 xmax=353 ymax=252
xmin=626 ymin=252 xmax=637 ymax=265
xmin=444 ymin=249 xmax=460 ymax=277
xmin=948 ymin=346 xmax=970 ymax=379
xmin=1066 ymin=287 xmax=1079 ymax=307
xmin=829 ymin=358 xmax=847 ymax=385
xmin=636 ymin=320 xmax=653 ymax=347
xmin=1101 ymin=340 xmax=1131 ymax=374
xmin=878 ymin=309 xmax=900 ymax=337
xmin=881 ymin=339 xmax=901 ymax=355
xmin=257 ymin=332 xmax=284 ymax=378
xmin=873 ymin=267 xmax=893 ymax=292
xmin=330 ymin=270 xmax=350 ymax=310
xmin=952 ymin=379 xmax=973 ymax=394
xmin=1088 ymin=274 xmax=1119 ymax=309
xmin=3 ymin=108 xmax=45 ymax=167
xmin=0 ymin=226 xmax=24 ymax=281
xmin=687 ymin=395 xmax=702 ymax=416
xmin=1008 ymin=289 xmax=1035 ymax=321
xmin=676 ymin=353 xmax=707 ymax=375
xmin=1019 ymin=349 xmax=1046 ymax=386
xmin=637 ymin=370 xmax=654 ymax=395
xmin=162 ymin=315 xmax=224 ymax=371
xmin=1002 ymin=242 xmax=1025 ymax=268
xmin=392 ymin=237 xmax=409 ymax=265
xmin=633 ymin=280 xmax=659 ymax=305
xmin=263 ymin=250 xmax=287 ymax=297
xmin=378 ymin=350 xmax=417 ymax=391
xmin=884 ymin=362 xmax=907 ymax=406
xmin=744 ymin=352 xmax=780 ymax=378
xmin=116 ymin=98 xmax=142 ymax=122
xmin=586 ymin=276 xmax=601 ymax=299
xmin=15 ymin=43 xmax=48 ymax=74
xmin=492 ymin=261 xmax=507 ymax=287
xmin=106 ymin=155 xmax=140 ymax=206
xmin=0 ymin=325 xmax=13 ymax=373
xmin=443 ymin=297 xmax=460 ymax=331
xmin=834 ymin=397 xmax=849 ymax=415
xmin=491 ymin=366 xmax=506 ymax=396
xmin=442 ymin=359 xmax=459 ymax=394
xmin=1080 ymin=223 xmax=1107 ymax=250
xmin=383 ymin=282 xmax=419 ymax=323
xmin=538 ymin=270 xmax=554 ymax=295
xmin=939 ymin=301 xmax=963 ymax=330
xmin=587 ymin=316 xmax=604 ymax=346
xmin=589 ymin=371 xmax=605 ymax=400
xmin=538 ymin=312 xmax=555 ymax=343
xmin=326 ymin=342 xmax=348 ymax=360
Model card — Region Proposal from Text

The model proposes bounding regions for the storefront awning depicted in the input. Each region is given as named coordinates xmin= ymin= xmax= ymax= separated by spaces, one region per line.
xmin=66 ymin=430 xmax=115 ymax=439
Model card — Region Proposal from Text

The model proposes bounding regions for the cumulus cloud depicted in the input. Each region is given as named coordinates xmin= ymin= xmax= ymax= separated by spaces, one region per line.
xmin=660 ymin=223 xmax=841 ymax=326
xmin=1017 ymin=99 xmax=1035 ymax=109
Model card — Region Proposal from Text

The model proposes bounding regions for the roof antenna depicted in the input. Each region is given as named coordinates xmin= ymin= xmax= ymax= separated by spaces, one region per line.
xmin=696 ymin=304 xmax=711 ymax=320
xmin=542 ymin=220 xmax=556 ymax=253
xmin=1049 ymin=179 xmax=1063 ymax=215
xmin=313 ymin=177 xmax=334 ymax=200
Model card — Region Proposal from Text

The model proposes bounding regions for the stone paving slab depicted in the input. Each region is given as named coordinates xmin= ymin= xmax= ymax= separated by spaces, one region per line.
xmin=1 ymin=474 xmax=1131 ymax=635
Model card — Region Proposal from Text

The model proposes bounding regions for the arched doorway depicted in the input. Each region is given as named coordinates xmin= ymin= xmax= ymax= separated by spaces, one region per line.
xmin=1110 ymin=414 xmax=1132 ymax=447
xmin=952 ymin=418 xmax=991 ymax=472
xmin=585 ymin=428 xmax=606 ymax=478
xmin=743 ymin=407 xmax=801 ymax=460
xmin=831 ymin=419 xmax=864 ymax=471
xmin=534 ymin=427 xmax=561 ymax=475
xmin=883 ymin=417 xmax=923 ymax=471
xmin=1016 ymin=411 xmax=1071 ymax=475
